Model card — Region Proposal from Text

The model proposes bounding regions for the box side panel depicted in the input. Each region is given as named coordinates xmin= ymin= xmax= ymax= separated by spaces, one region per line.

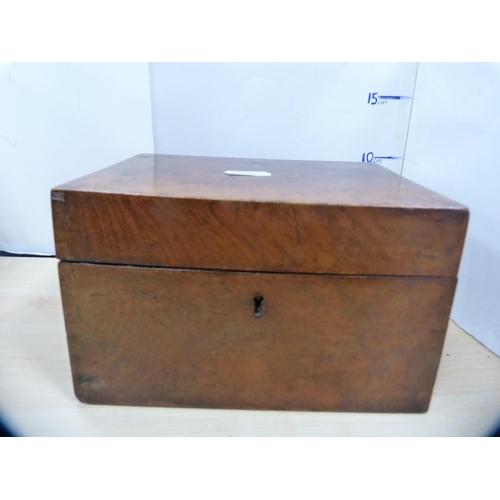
xmin=59 ymin=262 xmax=457 ymax=413
xmin=53 ymin=192 xmax=468 ymax=276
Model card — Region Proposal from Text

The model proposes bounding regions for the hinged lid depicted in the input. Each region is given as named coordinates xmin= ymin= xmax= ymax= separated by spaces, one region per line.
xmin=51 ymin=154 xmax=468 ymax=276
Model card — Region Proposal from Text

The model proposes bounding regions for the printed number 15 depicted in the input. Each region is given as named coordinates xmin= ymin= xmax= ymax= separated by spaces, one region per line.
xmin=368 ymin=92 xmax=378 ymax=105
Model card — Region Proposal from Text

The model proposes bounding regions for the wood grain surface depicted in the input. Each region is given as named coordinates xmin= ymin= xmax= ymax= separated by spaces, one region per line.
xmin=51 ymin=154 xmax=467 ymax=207
xmin=52 ymin=154 xmax=469 ymax=276
xmin=51 ymin=155 xmax=469 ymax=414
xmin=59 ymin=262 xmax=457 ymax=413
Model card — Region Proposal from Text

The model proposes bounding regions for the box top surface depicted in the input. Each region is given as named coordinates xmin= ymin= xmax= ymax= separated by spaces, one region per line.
xmin=54 ymin=154 xmax=466 ymax=209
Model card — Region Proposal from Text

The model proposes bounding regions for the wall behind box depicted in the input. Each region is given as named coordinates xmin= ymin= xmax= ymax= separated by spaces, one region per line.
xmin=0 ymin=62 xmax=498 ymax=356
xmin=0 ymin=63 xmax=154 ymax=254
xmin=149 ymin=62 xmax=417 ymax=174
xmin=402 ymin=63 xmax=500 ymax=356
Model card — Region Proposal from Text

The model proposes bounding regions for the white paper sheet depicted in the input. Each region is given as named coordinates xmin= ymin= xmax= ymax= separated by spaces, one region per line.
xmin=0 ymin=63 xmax=154 ymax=255
xmin=403 ymin=63 xmax=500 ymax=356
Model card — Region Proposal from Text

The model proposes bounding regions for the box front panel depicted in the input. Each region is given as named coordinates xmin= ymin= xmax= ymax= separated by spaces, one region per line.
xmin=59 ymin=262 xmax=457 ymax=413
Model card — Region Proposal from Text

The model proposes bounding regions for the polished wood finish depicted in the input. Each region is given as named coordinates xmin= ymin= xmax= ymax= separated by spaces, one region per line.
xmin=52 ymin=154 xmax=468 ymax=276
xmin=53 ymin=154 xmax=469 ymax=413
xmin=59 ymin=262 xmax=457 ymax=413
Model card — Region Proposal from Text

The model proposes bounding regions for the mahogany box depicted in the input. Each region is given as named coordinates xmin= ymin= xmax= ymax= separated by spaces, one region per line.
xmin=51 ymin=154 xmax=468 ymax=413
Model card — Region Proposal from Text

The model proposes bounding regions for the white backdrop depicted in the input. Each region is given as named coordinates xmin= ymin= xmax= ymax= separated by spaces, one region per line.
xmin=1 ymin=62 xmax=499 ymax=355
xmin=403 ymin=63 xmax=500 ymax=355
xmin=0 ymin=63 xmax=154 ymax=254
xmin=150 ymin=63 xmax=417 ymax=174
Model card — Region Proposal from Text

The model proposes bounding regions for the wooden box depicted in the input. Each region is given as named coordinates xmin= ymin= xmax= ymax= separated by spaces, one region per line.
xmin=52 ymin=154 xmax=468 ymax=413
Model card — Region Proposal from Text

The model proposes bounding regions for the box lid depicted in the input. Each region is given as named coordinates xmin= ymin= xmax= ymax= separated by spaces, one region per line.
xmin=51 ymin=154 xmax=468 ymax=276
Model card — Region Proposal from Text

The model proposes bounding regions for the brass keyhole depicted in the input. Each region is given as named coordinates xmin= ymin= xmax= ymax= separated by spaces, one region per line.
xmin=253 ymin=295 xmax=264 ymax=318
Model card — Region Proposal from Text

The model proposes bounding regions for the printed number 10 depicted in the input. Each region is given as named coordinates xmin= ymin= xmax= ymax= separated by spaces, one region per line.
xmin=367 ymin=93 xmax=378 ymax=105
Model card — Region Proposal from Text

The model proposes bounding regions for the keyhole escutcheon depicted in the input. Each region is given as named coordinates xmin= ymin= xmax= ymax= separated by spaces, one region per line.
xmin=253 ymin=295 xmax=264 ymax=318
